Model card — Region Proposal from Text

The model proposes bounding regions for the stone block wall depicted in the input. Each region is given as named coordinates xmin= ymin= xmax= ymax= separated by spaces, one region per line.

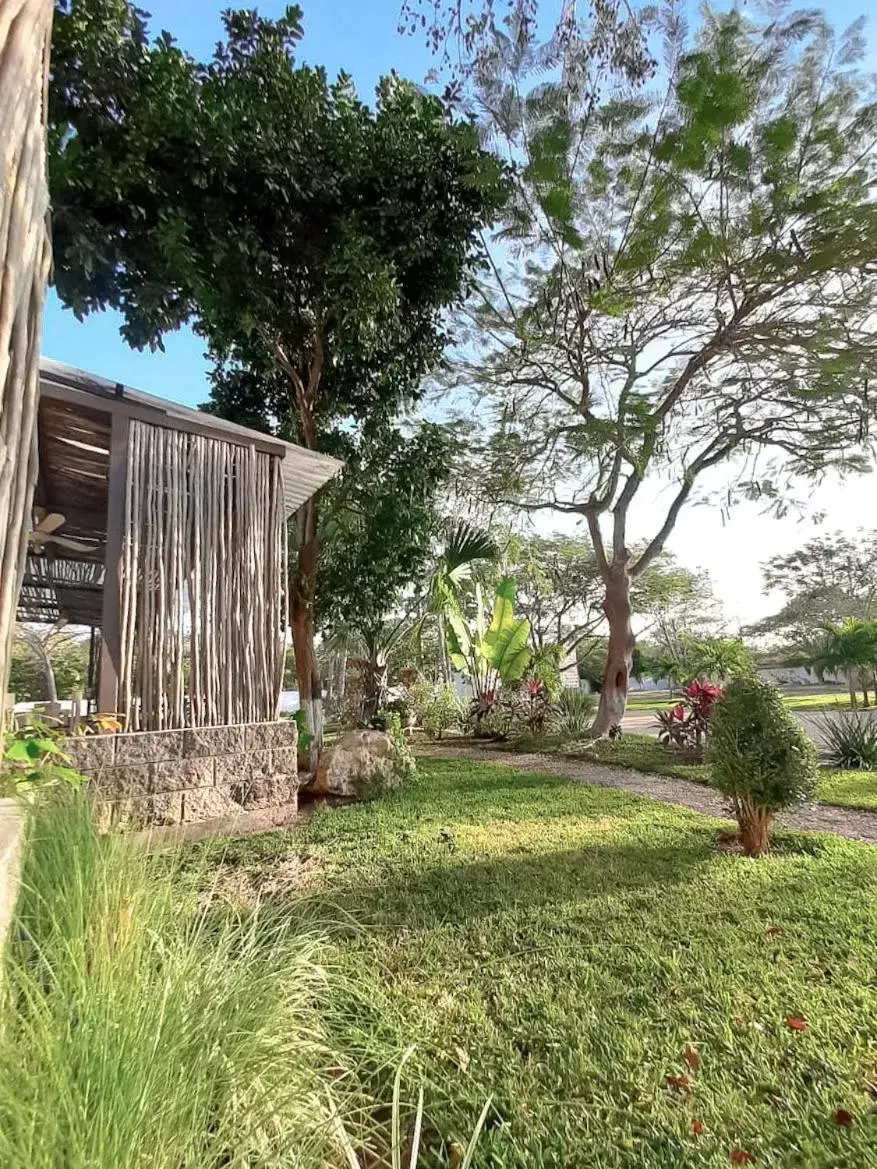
xmin=62 ymin=720 xmax=298 ymax=831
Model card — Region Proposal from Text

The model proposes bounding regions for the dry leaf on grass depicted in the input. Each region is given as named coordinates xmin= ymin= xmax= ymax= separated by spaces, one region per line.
xmin=683 ymin=1044 xmax=701 ymax=1070
xmin=666 ymin=1074 xmax=693 ymax=1093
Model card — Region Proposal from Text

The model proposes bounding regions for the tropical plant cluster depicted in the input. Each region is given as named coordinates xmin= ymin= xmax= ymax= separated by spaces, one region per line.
xmin=655 ymin=681 xmax=725 ymax=755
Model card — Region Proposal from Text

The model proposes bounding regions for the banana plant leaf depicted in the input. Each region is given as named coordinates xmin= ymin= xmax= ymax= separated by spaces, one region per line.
xmin=485 ymin=617 xmax=532 ymax=682
xmin=485 ymin=577 xmax=516 ymax=645
xmin=445 ymin=610 xmax=473 ymax=674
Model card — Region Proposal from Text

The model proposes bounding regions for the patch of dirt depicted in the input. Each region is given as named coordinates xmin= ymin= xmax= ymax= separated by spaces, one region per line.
xmin=201 ymin=854 xmax=322 ymax=909
xmin=714 ymin=830 xmax=745 ymax=854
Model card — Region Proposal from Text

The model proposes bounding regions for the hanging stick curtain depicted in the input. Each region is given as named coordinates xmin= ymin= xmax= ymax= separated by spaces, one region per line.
xmin=119 ymin=421 xmax=287 ymax=730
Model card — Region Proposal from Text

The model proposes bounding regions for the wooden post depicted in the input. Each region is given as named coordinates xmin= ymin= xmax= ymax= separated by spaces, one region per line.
xmin=97 ymin=415 xmax=129 ymax=713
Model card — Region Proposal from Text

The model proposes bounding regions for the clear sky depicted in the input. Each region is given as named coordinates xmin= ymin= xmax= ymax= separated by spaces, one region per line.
xmin=42 ymin=0 xmax=877 ymax=629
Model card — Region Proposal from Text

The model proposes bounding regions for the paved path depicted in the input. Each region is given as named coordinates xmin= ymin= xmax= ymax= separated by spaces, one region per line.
xmin=422 ymin=743 xmax=877 ymax=845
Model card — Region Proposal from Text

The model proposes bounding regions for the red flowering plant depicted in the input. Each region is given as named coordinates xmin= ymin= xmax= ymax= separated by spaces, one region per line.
xmin=655 ymin=680 xmax=724 ymax=755
xmin=525 ymin=678 xmax=552 ymax=735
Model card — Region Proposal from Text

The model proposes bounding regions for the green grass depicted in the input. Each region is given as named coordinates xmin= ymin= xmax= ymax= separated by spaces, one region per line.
xmin=782 ymin=693 xmax=854 ymax=712
xmin=816 ymin=770 xmax=877 ymax=811
xmin=625 ymin=692 xmax=853 ymax=714
xmin=205 ymin=760 xmax=877 ymax=1169
xmin=564 ymin=732 xmax=713 ymax=783
xmin=0 ymin=792 xmax=343 ymax=1169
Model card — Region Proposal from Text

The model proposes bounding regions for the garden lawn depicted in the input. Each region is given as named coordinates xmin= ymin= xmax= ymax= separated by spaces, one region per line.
xmin=207 ymin=758 xmax=877 ymax=1169
xmin=817 ymin=770 xmax=877 ymax=812
xmin=625 ymin=692 xmax=853 ymax=714
xmin=549 ymin=734 xmax=877 ymax=814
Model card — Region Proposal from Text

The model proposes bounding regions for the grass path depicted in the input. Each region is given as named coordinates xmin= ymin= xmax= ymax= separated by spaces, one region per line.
xmin=219 ymin=758 xmax=877 ymax=1168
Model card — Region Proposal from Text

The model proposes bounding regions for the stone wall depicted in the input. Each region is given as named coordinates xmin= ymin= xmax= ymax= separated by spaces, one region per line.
xmin=63 ymin=720 xmax=298 ymax=831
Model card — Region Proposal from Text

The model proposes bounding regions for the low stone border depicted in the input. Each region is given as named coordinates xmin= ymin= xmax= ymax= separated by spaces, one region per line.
xmin=63 ymin=720 xmax=298 ymax=830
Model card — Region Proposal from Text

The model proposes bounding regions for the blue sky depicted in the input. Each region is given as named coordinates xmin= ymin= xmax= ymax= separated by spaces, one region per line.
xmin=43 ymin=1 xmax=877 ymax=624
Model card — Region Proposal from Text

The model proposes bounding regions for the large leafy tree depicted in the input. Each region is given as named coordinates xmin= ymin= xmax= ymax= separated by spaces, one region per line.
xmin=458 ymin=6 xmax=877 ymax=733
xmin=751 ymin=530 xmax=877 ymax=646
xmin=316 ymin=420 xmax=452 ymax=717
xmin=500 ymin=532 xmax=700 ymax=660
xmin=0 ymin=1 xmax=54 ymax=696
xmin=49 ymin=1 xmax=505 ymax=750
xmin=11 ymin=624 xmax=89 ymax=702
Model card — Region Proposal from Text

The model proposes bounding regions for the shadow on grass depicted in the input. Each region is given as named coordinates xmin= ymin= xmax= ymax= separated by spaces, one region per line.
xmin=290 ymin=834 xmax=713 ymax=935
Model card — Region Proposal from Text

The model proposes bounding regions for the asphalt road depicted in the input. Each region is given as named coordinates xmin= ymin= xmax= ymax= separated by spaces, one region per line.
xmin=622 ymin=705 xmax=876 ymax=745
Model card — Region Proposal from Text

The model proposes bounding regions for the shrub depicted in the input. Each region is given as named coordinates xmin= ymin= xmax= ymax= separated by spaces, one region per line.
xmin=524 ymin=679 xmax=553 ymax=735
xmin=382 ymin=711 xmax=417 ymax=782
xmin=553 ymin=688 xmax=597 ymax=736
xmin=708 ymin=676 xmax=818 ymax=856
xmin=1 ymin=718 xmax=85 ymax=799
xmin=410 ymin=681 xmax=461 ymax=740
xmin=528 ymin=642 xmax=564 ymax=699
xmin=0 ymin=791 xmax=341 ymax=1168
xmin=817 ymin=709 xmax=877 ymax=770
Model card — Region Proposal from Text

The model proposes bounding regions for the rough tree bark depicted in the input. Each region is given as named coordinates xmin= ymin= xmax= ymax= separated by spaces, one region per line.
xmin=0 ymin=1 xmax=53 ymax=706
xmin=278 ymin=333 xmax=325 ymax=769
xmin=291 ymin=494 xmax=321 ymax=772
xmin=591 ymin=562 xmax=635 ymax=736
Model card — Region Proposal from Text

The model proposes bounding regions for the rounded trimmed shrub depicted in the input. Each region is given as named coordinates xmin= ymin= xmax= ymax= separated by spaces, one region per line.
xmin=707 ymin=675 xmax=818 ymax=856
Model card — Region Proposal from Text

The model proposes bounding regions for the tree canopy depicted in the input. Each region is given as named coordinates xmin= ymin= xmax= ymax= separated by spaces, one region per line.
xmin=49 ymin=0 xmax=505 ymax=748
xmin=751 ymin=531 xmax=877 ymax=646
xmin=452 ymin=5 xmax=877 ymax=730
xmin=317 ymin=421 xmax=453 ymax=640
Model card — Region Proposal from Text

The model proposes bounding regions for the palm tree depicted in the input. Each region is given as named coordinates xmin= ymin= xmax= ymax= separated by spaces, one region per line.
xmin=423 ymin=522 xmax=498 ymax=684
xmin=810 ymin=620 xmax=877 ymax=708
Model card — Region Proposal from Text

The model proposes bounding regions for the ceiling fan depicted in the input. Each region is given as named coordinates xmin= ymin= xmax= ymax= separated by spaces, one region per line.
xmin=29 ymin=508 xmax=95 ymax=554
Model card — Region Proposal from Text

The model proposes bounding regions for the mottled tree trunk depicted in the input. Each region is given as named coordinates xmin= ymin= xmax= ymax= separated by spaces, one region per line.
xmin=591 ymin=565 xmax=635 ymax=737
xmin=0 ymin=1 xmax=53 ymax=707
xmin=291 ymin=495 xmax=321 ymax=771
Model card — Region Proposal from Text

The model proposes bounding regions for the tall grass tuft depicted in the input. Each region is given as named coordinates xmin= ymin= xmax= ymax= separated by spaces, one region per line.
xmin=553 ymin=688 xmax=597 ymax=736
xmin=0 ymin=791 xmax=342 ymax=1169
xmin=818 ymin=709 xmax=877 ymax=770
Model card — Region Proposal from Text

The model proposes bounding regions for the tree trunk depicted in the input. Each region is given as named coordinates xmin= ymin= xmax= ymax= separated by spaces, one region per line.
xmin=591 ymin=565 xmax=635 ymax=737
xmin=33 ymin=636 xmax=56 ymax=702
xmin=739 ymin=804 xmax=772 ymax=858
xmin=437 ymin=612 xmax=452 ymax=686
xmin=361 ymin=649 xmax=388 ymax=725
xmin=291 ymin=496 xmax=321 ymax=771
xmin=860 ymin=671 xmax=870 ymax=708
xmin=848 ymin=672 xmax=858 ymax=710
xmin=0 ymin=2 xmax=53 ymax=709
